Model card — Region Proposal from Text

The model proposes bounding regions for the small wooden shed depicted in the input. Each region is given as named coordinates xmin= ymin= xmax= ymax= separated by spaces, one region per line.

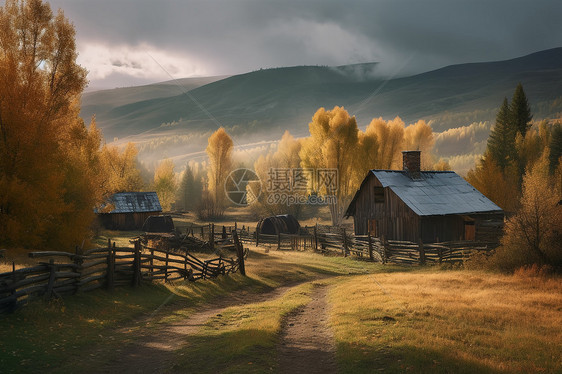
xmin=97 ymin=192 xmax=162 ymax=231
xmin=345 ymin=151 xmax=504 ymax=243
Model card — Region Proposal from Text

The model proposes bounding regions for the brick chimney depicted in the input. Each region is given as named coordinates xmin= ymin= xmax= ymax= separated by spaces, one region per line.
xmin=402 ymin=150 xmax=421 ymax=179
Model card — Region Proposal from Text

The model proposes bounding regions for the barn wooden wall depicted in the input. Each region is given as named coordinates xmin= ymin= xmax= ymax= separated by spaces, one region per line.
xmin=98 ymin=211 xmax=160 ymax=230
xmin=353 ymin=174 xmax=420 ymax=241
xmin=351 ymin=174 xmax=504 ymax=243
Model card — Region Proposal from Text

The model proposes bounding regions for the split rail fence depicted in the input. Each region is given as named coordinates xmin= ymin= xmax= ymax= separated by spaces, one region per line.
xmin=184 ymin=222 xmax=497 ymax=267
xmin=0 ymin=234 xmax=247 ymax=314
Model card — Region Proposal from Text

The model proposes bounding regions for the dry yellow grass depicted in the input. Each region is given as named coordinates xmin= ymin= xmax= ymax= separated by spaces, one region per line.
xmin=329 ymin=270 xmax=562 ymax=373
xmin=0 ymin=247 xmax=43 ymax=273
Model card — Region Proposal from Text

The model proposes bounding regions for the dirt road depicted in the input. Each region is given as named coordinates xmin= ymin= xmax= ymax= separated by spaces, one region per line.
xmin=86 ymin=281 xmax=336 ymax=373
xmin=278 ymin=284 xmax=337 ymax=374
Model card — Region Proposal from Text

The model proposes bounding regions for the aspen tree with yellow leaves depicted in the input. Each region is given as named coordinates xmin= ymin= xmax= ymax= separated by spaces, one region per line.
xmin=403 ymin=120 xmax=436 ymax=169
xmin=299 ymin=106 xmax=361 ymax=225
xmin=492 ymin=151 xmax=562 ymax=270
xmin=364 ymin=117 xmax=405 ymax=169
xmin=205 ymin=128 xmax=233 ymax=218
xmin=99 ymin=142 xmax=144 ymax=195
xmin=253 ymin=130 xmax=303 ymax=217
xmin=0 ymin=0 xmax=102 ymax=248
xmin=153 ymin=159 xmax=177 ymax=211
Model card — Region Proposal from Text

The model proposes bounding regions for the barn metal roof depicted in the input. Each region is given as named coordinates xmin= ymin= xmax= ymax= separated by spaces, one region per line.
xmin=97 ymin=192 xmax=162 ymax=214
xmin=347 ymin=170 xmax=502 ymax=217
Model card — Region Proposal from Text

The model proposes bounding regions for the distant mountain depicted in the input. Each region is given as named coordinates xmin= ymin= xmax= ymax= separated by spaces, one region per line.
xmin=81 ymin=76 xmax=228 ymax=131
xmin=81 ymin=48 xmax=562 ymax=165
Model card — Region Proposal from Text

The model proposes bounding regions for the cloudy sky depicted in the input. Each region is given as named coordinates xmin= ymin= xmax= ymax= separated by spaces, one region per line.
xmin=48 ymin=0 xmax=562 ymax=90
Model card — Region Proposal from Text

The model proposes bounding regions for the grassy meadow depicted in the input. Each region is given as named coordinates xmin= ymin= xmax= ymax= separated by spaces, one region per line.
xmin=1 ymin=240 xmax=560 ymax=373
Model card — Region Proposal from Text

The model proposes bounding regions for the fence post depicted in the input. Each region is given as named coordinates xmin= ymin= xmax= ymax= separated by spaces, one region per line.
xmin=132 ymin=240 xmax=141 ymax=287
xmin=200 ymin=226 xmax=204 ymax=239
xmin=45 ymin=259 xmax=56 ymax=300
xmin=381 ymin=235 xmax=388 ymax=264
xmin=232 ymin=230 xmax=246 ymax=276
xmin=277 ymin=232 xmax=281 ymax=251
xmin=314 ymin=224 xmax=318 ymax=251
xmin=165 ymin=250 xmax=169 ymax=283
xmin=342 ymin=229 xmax=348 ymax=257
xmin=184 ymin=248 xmax=188 ymax=279
xmin=106 ymin=239 xmax=115 ymax=291
xmin=73 ymin=252 xmax=83 ymax=294
xmin=368 ymin=233 xmax=374 ymax=261
xmin=210 ymin=223 xmax=215 ymax=251
xmin=418 ymin=238 xmax=426 ymax=266
xmin=150 ymin=247 xmax=154 ymax=278
xmin=438 ymin=246 xmax=443 ymax=264
xmin=256 ymin=228 xmax=260 ymax=246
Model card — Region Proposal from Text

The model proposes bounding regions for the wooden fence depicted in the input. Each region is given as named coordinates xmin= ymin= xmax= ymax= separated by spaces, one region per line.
xmin=0 ymin=236 xmax=246 ymax=314
xmin=180 ymin=222 xmax=496 ymax=266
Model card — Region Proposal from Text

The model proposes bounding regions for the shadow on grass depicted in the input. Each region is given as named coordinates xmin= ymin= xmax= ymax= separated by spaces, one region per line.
xmin=336 ymin=342 xmax=503 ymax=374
xmin=0 ymin=284 xmax=174 ymax=373
xmin=173 ymin=329 xmax=277 ymax=374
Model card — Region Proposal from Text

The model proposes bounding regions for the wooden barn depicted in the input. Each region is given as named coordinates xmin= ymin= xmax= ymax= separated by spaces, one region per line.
xmin=97 ymin=192 xmax=162 ymax=231
xmin=345 ymin=151 xmax=504 ymax=243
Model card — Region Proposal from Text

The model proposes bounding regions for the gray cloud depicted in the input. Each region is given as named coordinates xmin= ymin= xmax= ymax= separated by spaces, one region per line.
xmin=49 ymin=0 xmax=562 ymax=89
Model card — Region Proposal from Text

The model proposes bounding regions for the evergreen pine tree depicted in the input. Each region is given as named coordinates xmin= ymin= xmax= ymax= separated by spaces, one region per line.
xmin=177 ymin=165 xmax=203 ymax=211
xmin=487 ymin=97 xmax=517 ymax=169
xmin=177 ymin=167 xmax=194 ymax=211
xmin=510 ymin=83 xmax=533 ymax=137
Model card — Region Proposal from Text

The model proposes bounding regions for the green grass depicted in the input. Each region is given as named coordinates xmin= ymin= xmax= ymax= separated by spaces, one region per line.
xmin=0 ymin=247 xmax=389 ymax=373
xmin=0 ymin=284 xmax=173 ymax=373
xmin=3 ymin=245 xmax=559 ymax=373
xmin=172 ymin=282 xmax=316 ymax=373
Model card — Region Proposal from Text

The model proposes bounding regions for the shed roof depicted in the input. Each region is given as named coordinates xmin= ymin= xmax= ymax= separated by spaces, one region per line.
xmin=98 ymin=192 xmax=162 ymax=214
xmin=347 ymin=170 xmax=502 ymax=217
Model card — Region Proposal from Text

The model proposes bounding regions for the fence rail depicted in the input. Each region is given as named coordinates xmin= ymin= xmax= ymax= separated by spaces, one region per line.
xmin=220 ymin=223 xmax=497 ymax=266
xmin=176 ymin=222 xmax=497 ymax=266
xmin=0 ymin=235 xmax=246 ymax=314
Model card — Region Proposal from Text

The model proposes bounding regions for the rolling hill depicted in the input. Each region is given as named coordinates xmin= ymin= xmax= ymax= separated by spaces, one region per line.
xmin=80 ymin=48 xmax=562 ymax=167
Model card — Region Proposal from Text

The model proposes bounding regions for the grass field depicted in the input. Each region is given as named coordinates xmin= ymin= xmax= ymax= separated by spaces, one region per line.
xmin=330 ymin=271 xmax=562 ymax=373
xmin=1 ymin=235 xmax=560 ymax=373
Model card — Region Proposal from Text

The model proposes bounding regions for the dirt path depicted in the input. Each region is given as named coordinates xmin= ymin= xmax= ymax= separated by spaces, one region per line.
xmin=278 ymin=284 xmax=337 ymax=374
xmin=91 ymin=285 xmax=298 ymax=374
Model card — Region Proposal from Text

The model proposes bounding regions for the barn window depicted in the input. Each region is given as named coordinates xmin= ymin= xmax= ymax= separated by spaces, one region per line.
xmin=374 ymin=187 xmax=384 ymax=203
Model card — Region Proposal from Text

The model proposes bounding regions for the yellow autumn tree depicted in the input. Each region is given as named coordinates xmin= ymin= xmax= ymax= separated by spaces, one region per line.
xmin=403 ymin=120 xmax=435 ymax=169
xmin=276 ymin=130 xmax=302 ymax=168
xmin=153 ymin=159 xmax=177 ymax=211
xmin=252 ymin=131 xmax=303 ymax=217
xmin=100 ymin=142 xmax=144 ymax=195
xmin=466 ymin=154 xmax=520 ymax=212
xmin=205 ymin=128 xmax=233 ymax=218
xmin=300 ymin=106 xmax=360 ymax=225
xmin=493 ymin=151 xmax=562 ymax=270
xmin=354 ymin=129 xmax=379 ymax=185
xmin=365 ymin=117 xmax=405 ymax=169
xmin=0 ymin=0 xmax=101 ymax=249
